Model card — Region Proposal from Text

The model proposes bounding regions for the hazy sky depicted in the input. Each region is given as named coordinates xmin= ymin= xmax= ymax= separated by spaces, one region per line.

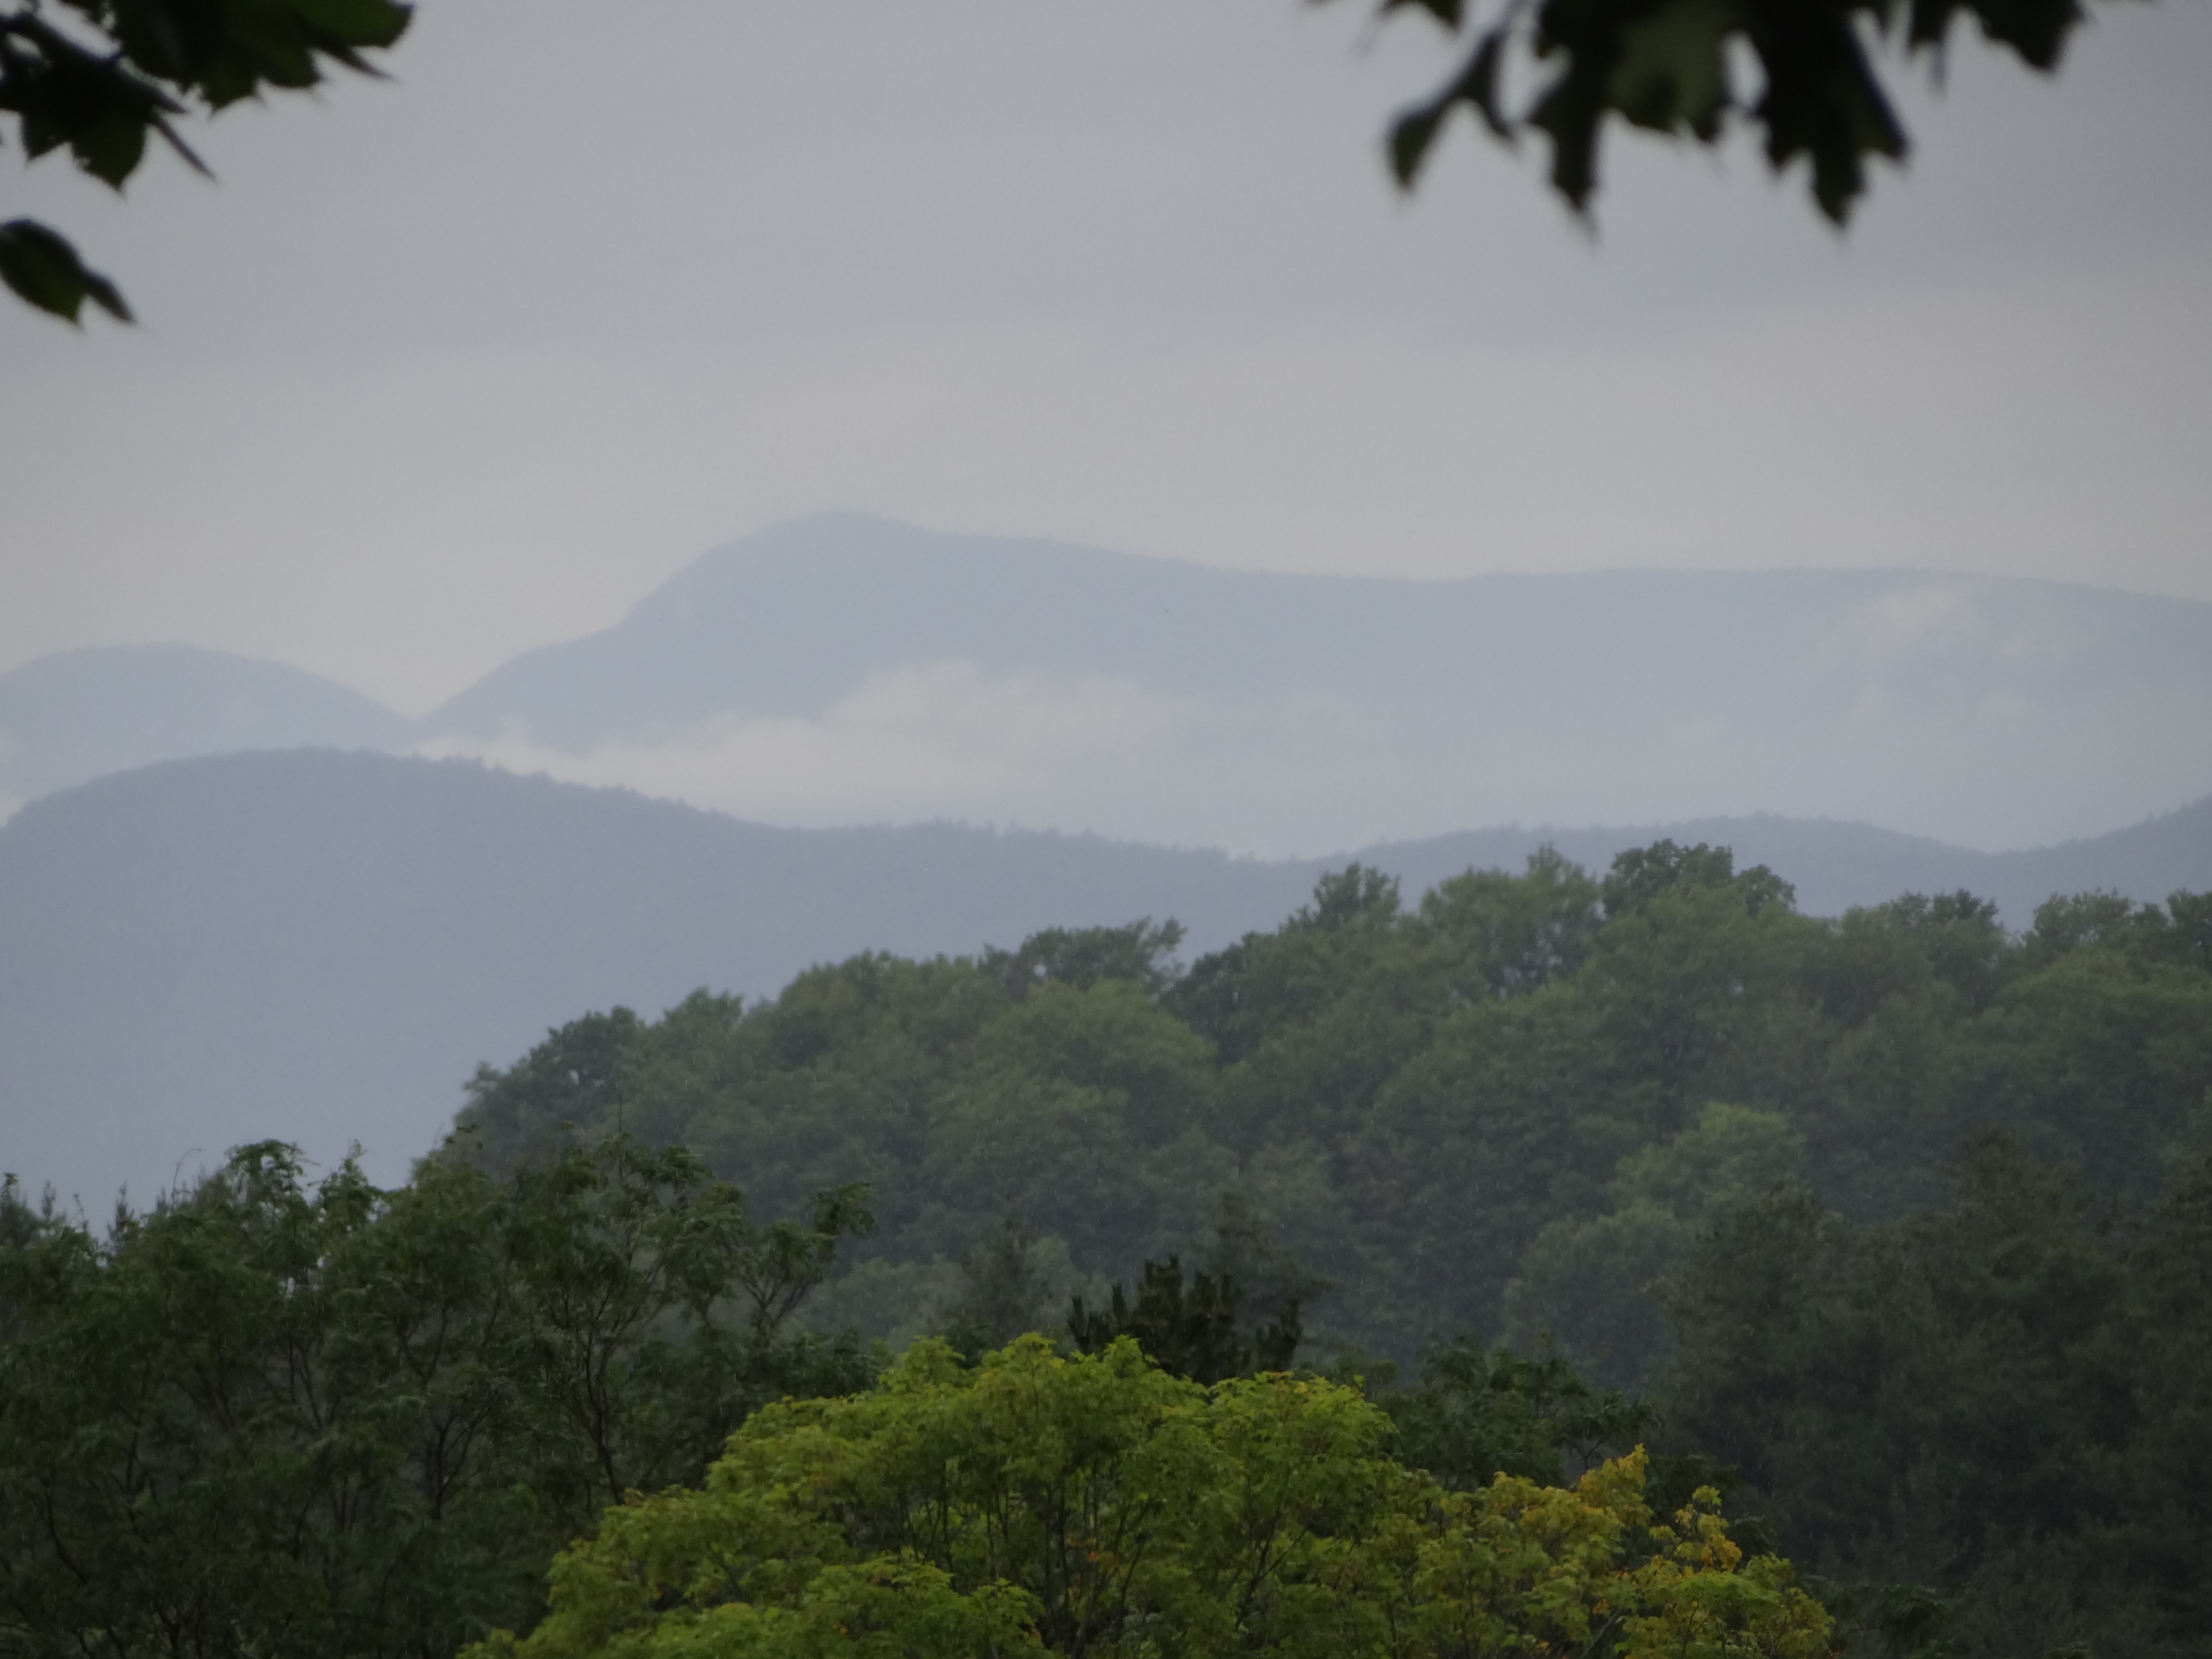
xmin=3 ymin=0 xmax=2209 ymax=714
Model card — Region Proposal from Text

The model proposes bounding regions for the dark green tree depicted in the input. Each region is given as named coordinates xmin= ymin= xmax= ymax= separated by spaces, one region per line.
xmin=496 ymin=1133 xmax=874 ymax=1506
xmin=936 ymin=1214 xmax=1057 ymax=1359
xmin=1373 ymin=1335 xmax=1657 ymax=1491
xmin=0 ymin=1134 xmax=875 ymax=1659
xmin=1068 ymin=1253 xmax=1303 ymax=1383
xmin=980 ymin=917 xmax=1185 ymax=1001
xmin=1358 ymin=0 xmax=2115 ymax=223
xmin=1413 ymin=843 xmax=1603 ymax=1002
xmin=1657 ymin=1143 xmax=2212 ymax=1657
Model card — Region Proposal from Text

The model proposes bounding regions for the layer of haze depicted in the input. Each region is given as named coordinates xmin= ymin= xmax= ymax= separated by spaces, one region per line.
xmin=3 ymin=0 xmax=2210 ymax=717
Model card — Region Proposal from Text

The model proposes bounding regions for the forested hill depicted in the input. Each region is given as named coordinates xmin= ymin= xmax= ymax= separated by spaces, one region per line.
xmin=3 ymin=745 xmax=2207 ymax=1214
xmin=6 ymin=751 xmax=2211 ymax=1656
xmin=458 ymin=847 xmax=2212 ymax=1370
xmin=455 ymin=841 xmax=2212 ymax=1651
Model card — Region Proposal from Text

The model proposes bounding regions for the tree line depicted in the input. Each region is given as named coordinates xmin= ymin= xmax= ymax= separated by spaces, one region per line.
xmin=0 ymin=1137 xmax=871 ymax=1659
xmin=0 ymin=1134 xmax=1817 ymax=1659
xmin=5 ymin=840 xmax=2209 ymax=1656
xmin=450 ymin=840 xmax=2212 ymax=1655
xmin=459 ymin=843 xmax=2212 ymax=1375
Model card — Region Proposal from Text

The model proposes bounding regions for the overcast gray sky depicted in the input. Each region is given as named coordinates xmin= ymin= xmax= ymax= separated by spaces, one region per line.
xmin=3 ymin=0 xmax=2209 ymax=715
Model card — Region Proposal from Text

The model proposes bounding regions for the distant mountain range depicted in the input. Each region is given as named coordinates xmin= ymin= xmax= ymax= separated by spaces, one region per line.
xmin=6 ymin=515 xmax=2212 ymax=850
xmin=3 ymin=748 xmax=2207 ymax=1211
xmin=0 ymin=642 xmax=413 ymax=810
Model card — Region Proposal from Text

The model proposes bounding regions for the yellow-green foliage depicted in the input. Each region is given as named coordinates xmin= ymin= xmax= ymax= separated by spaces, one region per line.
xmin=475 ymin=1336 xmax=1829 ymax=1659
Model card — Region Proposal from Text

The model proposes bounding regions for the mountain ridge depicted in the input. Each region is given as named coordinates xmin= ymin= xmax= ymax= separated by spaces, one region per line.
xmin=422 ymin=513 xmax=2212 ymax=754
xmin=7 ymin=516 xmax=2212 ymax=851
xmin=0 ymin=643 xmax=414 ymax=809
xmin=3 ymin=748 xmax=2206 ymax=1210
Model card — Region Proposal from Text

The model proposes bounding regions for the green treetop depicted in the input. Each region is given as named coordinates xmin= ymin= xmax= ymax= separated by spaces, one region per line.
xmin=475 ymin=1334 xmax=1831 ymax=1659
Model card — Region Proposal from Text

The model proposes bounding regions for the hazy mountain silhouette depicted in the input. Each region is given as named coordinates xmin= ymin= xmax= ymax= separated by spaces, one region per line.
xmin=8 ymin=517 xmax=2210 ymax=851
xmin=412 ymin=516 xmax=2212 ymax=851
xmin=426 ymin=513 xmax=2212 ymax=747
xmin=3 ymin=749 xmax=2205 ymax=1210
xmin=0 ymin=644 xmax=413 ymax=807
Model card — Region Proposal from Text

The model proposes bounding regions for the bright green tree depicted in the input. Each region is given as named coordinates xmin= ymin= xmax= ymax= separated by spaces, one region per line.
xmin=474 ymin=1334 xmax=1830 ymax=1659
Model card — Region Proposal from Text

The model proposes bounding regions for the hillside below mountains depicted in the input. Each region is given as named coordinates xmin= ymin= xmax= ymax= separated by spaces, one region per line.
xmin=2 ymin=749 xmax=2207 ymax=1211
xmin=6 ymin=515 xmax=2211 ymax=850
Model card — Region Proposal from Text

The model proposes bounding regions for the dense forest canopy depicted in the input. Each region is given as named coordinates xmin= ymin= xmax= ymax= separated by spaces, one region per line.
xmin=444 ymin=840 xmax=2212 ymax=1656
xmin=457 ymin=842 xmax=2212 ymax=1374
xmin=0 ymin=1136 xmax=876 ymax=1659
xmin=5 ymin=839 xmax=2209 ymax=1658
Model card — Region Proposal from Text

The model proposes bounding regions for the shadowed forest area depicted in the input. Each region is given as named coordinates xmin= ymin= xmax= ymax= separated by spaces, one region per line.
xmin=5 ymin=842 xmax=2210 ymax=1658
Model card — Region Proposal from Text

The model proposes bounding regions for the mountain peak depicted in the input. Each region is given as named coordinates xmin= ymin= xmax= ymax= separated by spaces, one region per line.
xmin=0 ymin=643 xmax=411 ymax=809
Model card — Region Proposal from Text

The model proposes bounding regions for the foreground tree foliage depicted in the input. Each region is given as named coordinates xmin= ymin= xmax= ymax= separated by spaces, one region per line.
xmin=3 ymin=0 xmax=2141 ymax=326
xmin=0 ymin=1136 xmax=872 ymax=1659
xmin=1357 ymin=0 xmax=2118 ymax=222
xmin=473 ymin=1335 xmax=1830 ymax=1659
xmin=0 ymin=0 xmax=411 ymax=322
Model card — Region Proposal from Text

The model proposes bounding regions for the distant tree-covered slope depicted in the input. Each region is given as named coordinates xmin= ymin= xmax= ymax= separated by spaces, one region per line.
xmin=0 ymin=751 xmax=1302 ymax=1208
xmin=457 ymin=840 xmax=2212 ymax=1377
xmin=2 ymin=748 xmax=2205 ymax=1213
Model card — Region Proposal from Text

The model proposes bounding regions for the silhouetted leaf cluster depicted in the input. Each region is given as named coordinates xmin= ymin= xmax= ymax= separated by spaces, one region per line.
xmin=0 ymin=0 xmax=410 ymax=321
xmin=1363 ymin=0 xmax=2104 ymax=222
